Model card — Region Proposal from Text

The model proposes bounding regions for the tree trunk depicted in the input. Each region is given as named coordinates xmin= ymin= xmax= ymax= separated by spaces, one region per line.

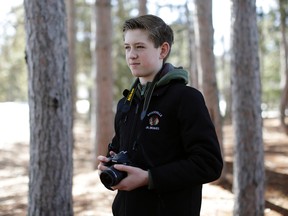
xmin=138 ymin=0 xmax=147 ymax=16
xmin=185 ymin=1 xmax=198 ymax=88
xmin=279 ymin=0 xmax=288 ymax=134
xmin=91 ymin=0 xmax=114 ymax=168
xmin=24 ymin=0 xmax=73 ymax=215
xmin=231 ymin=0 xmax=265 ymax=215
xmin=193 ymin=0 xmax=224 ymax=178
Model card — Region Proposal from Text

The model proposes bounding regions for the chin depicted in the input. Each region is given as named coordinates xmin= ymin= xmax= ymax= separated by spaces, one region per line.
xmin=131 ymin=71 xmax=143 ymax=78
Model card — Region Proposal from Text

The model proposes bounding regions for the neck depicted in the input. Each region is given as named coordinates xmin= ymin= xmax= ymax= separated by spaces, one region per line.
xmin=139 ymin=77 xmax=153 ymax=85
xmin=139 ymin=63 xmax=164 ymax=85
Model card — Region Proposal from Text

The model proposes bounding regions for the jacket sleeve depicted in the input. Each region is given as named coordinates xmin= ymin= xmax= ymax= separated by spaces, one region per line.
xmin=106 ymin=98 xmax=126 ymax=155
xmin=149 ymin=87 xmax=223 ymax=192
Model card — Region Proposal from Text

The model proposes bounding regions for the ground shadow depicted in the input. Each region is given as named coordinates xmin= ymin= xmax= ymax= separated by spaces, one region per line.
xmin=217 ymin=161 xmax=288 ymax=215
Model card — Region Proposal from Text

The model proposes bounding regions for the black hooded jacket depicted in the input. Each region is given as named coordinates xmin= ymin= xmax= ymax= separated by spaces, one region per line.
xmin=108 ymin=63 xmax=223 ymax=216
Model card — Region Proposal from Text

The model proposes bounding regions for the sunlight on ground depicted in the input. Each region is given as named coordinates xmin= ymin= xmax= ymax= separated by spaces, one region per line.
xmin=73 ymin=171 xmax=116 ymax=216
xmin=0 ymin=102 xmax=30 ymax=146
xmin=202 ymin=184 xmax=234 ymax=215
xmin=0 ymin=103 xmax=287 ymax=215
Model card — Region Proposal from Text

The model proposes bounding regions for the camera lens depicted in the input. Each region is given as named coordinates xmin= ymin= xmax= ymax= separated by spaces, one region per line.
xmin=100 ymin=169 xmax=117 ymax=187
xmin=100 ymin=166 xmax=127 ymax=189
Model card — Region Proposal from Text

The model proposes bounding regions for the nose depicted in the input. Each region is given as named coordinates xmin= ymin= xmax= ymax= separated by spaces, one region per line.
xmin=127 ymin=48 xmax=138 ymax=59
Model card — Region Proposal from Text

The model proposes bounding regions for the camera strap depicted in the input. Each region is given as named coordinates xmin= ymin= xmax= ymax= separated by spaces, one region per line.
xmin=120 ymin=73 xmax=162 ymax=168
xmin=123 ymin=72 xmax=161 ymax=119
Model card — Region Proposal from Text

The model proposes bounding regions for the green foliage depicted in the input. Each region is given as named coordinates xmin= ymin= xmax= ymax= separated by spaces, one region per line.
xmin=258 ymin=7 xmax=282 ymax=109
xmin=0 ymin=0 xmax=284 ymax=113
xmin=111 ymin=0 xmax=136 ymax=102
xmin=74 ymin=0 xmax=93 ymax=100
xmin=0 ymin=5 xmax=26 ymax=102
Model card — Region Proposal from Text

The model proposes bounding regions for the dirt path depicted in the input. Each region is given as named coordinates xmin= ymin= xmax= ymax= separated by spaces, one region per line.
xmin=0 ymin=118 xmax=287 ymax=215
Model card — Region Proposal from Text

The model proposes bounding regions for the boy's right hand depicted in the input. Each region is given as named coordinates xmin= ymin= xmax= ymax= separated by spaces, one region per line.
xmin=97 ymin=151 xmax=116 ymax=171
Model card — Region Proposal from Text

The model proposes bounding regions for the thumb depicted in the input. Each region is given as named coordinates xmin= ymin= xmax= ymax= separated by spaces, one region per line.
xmin=114 ymin=164 xmax=130 ymax=172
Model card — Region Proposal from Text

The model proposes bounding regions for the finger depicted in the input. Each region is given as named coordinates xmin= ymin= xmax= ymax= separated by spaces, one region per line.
xmin=97 ymin=155 xmax=105 ymax=161
xmin=113 ymin=164 xmax=124 ymax=171
xmin=109 ymin=151 xmax=116 ymax=157
xmin=97 ymin=163 xmax=108 ymax=172
xmin=97 ymin=155 xmax=110 ymax=163
xmin=114 ymin=164 xmax=132 ymax=172
xmin=98 ymin=163 xmax=105 ymax=170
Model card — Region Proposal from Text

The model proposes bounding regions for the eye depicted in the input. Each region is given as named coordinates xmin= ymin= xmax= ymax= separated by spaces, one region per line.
xmin=136 ymin=45 xmax=145 ymax=49
xmin=124 ymin=45 xmax=130 ymax=50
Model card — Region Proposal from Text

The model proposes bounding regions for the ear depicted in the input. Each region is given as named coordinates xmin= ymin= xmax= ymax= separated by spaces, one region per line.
xmin=159 ymin=42 xmax=170 ymax=59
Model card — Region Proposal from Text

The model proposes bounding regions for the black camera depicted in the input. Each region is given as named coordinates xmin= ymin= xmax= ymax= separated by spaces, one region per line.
xmin=100 ymin=151 xmax=132 ymax=190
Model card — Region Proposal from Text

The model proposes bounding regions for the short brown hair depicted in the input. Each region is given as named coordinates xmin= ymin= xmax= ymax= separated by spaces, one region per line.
xmin=123 ymin=14 xmax=174 ymax=62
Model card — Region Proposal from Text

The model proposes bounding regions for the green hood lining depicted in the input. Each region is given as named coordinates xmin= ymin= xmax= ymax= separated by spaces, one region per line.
xmin=124 ymin=64 xmax=189 ymax=121
xmin=156 ymin=68 xmax=188 ymax=87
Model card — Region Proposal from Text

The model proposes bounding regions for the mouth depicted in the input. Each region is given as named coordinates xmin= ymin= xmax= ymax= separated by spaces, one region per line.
xmin=129 ymin=62 xmax=140 ymax=66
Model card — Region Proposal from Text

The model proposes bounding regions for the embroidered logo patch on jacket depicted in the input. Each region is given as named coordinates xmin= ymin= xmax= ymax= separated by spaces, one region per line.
xmin=146 ymin=111 xmax=162 ymax=130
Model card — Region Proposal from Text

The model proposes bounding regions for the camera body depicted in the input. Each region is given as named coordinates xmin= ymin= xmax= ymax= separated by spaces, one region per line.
xmin=100 ymin=151 xmax=132 ymax=190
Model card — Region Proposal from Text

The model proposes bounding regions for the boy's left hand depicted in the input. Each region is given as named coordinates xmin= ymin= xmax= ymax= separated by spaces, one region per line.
xmin=111 ymin=165 xmax=148 ymax=191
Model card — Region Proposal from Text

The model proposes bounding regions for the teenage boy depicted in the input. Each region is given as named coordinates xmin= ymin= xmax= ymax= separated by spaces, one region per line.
xmin=98 ymin=14 xmax=223 ymax=216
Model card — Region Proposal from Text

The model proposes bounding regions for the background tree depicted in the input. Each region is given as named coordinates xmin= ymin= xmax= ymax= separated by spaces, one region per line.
xmin=231 ymin=0 xmax=265 ymax=215
xmin=278 ymin=0 xmax=288 ymax=134
xmin=24 ymin=0 xmax=73 ymax=215
xmin=138 ymin=0 xmax=147 ymax=16
xmin=91 ymin=0 xmax=114 ymax=168
xmin=185 ymin=1 xmax=198 ymax=88
xmin=2 ymin=0 xmax=288 ymax=214
xmin=193 ymin=0 xmax=223 ymax=172
xmin=257 ymin=5 xmax=283 ymax=121
xmin=112 ymin=0 xmax=134 ymax=100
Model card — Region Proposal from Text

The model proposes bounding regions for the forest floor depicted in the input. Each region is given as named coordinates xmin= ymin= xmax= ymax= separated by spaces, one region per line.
xmin=0 ymin=117 xmax=287 ymax=216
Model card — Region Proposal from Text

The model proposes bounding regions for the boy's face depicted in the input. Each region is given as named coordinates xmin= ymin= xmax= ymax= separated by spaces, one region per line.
xmin=124 ymin=29 xmax=166 ymax=84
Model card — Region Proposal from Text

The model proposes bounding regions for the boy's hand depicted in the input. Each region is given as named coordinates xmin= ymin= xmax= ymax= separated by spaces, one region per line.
xmin=97 ymin=151 xmax=116 ymax=171
xmin=97 ymin=155 xmax=109 ymax=171
xmin=111 ymin=165 xmax=148 ymax=191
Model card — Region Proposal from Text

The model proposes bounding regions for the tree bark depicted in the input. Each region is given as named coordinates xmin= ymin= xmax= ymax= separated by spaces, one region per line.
xmin=231 ymin=0 xmax=265 ymax=215
xmin=91 ymin=0 xmax=114 ymax=168
xmin=24 ymin=0 xmax=73 ymax=215
xmin=193 ymin=0 xmax=224 ymax=178
xmin=185 ymin=2 xmax=198 ymax=88
xmin=138 ymin=0 xmax=148 ymax=16
xmin=279 ymin=0 xmax=288 ymax=134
